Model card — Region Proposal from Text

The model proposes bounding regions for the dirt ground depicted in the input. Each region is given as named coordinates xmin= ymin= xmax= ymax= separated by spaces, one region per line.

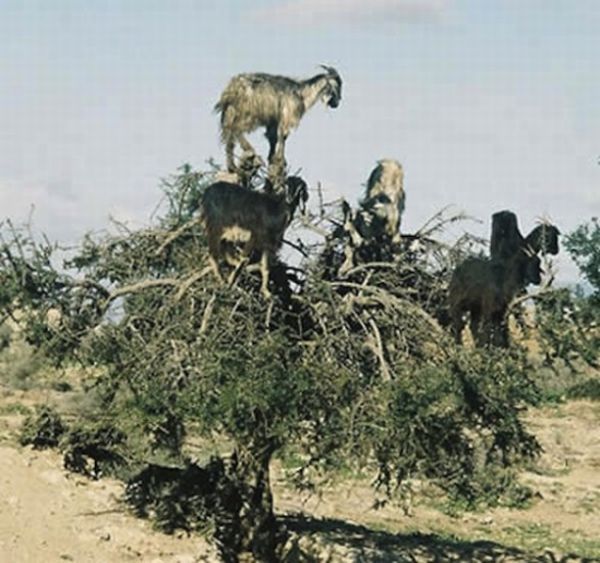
xmin=1 ymin=385 xmax=599 ymax=562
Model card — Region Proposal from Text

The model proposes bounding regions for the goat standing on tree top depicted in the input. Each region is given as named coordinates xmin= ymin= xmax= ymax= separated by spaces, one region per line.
xmin=215 ymin=66 xmax=342 ymax=185
xmin=339 ymin=159 xmax=406 ymax=274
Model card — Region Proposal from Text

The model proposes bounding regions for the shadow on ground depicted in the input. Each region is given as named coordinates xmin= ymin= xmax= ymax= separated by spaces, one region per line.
xmin=281 ymin=514 xmax=591 ymax=563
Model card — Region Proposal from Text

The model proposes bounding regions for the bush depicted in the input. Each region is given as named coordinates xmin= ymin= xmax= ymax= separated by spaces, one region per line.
xmin=19 ymin=405 xmax=66 ymax=449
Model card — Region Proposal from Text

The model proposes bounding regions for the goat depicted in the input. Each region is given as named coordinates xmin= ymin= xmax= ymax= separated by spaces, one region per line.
xmin=525 ymin=222 xmax=560 ymax=255
xmin=362 ymin=159 xmax=406 ymax=243
xmin=215 ymin=66 xmax=342 ymax=177
xmin=448 ymin=248 xmax=542 ymax=347
xmin=490 ymin=210 xmax=526 ymax=261
xmin=491 ymin=210 xmax=560 ymax=258
xmin=337 ymin=160 xmax=405 ymax=274
xmin=199 ymin=176 xmax=308 ymax=298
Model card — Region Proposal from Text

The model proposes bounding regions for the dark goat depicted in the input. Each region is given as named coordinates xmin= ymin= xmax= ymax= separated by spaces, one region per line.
xmin=200 ymin=177 xmax=308 ymax=298
xmin=491 ymin=210 xmax=560 ymax=258
xmin=490 ymin=210 xmax=526 ymax=260
xmin=448 ymin=249 xmax=542 ymax=347
xmin=525 ymin=223 xmax=560 ymax=255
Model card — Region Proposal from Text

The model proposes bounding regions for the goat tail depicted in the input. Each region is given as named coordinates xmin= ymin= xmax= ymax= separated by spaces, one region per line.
xmin=214 ymin=93 xmax=238 ymax=145
xmin=214 ymin=103 xmax=230 ymax=148
xmin=213 ymin=97 xmax=227 ymax=116
xmin=214 ymin=78 xmax=239 ymax=117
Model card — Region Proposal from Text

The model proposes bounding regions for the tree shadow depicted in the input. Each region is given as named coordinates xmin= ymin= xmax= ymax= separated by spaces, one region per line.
xmin=281 ymin=513 xmax=589 ymax=563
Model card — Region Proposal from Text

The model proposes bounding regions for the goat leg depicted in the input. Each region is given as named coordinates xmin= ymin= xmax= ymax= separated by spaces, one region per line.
xmin=208 ymin=255 xmax=225 ymax=284
xmin=265 ymin=125 xmax=278 ymax=163
xmin=227 ymin=257 xmax=249 ymax=288
xmin=225 ymin=136 xmax=236 ymax=173
xmin=339 ymin=243 xmax=355 ymax=277
xmin=237 ymin=133 xmax=256 ymax=159
xmin=259 ymin=251 xmax=272 ymax=300
xmin=450 ymin=313 xmax=465 ymax=345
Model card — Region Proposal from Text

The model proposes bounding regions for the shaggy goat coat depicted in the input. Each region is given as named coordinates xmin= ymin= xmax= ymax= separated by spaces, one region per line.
xmin=362 ymin=159 xmax=406 ymax=241
xmin=199 ymin=179 xmax=308 ymax=297
xmin=215 ymin=68 xmax=342 ymax=173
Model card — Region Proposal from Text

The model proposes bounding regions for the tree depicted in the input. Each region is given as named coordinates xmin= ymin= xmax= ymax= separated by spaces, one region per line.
xmin=534 ymin=219 xmax=600 ymax=372
xmin=564 ymin=217 xmax=600 ymax=299
xmin=0 ymin=165 xmax=541 ymax=562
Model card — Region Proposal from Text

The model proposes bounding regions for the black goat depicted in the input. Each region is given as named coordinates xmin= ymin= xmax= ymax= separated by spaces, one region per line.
xmin=491 ymin=210 xmax=560 ymax=258
xmin=200 ymin=177 xmax=308 ymax=298
xmin=448 ymin=249 xmax=542 ymax=347
xmin=490 ymin=210 xmax=526 ymax=260
xmin=525 ymin=223 xmax=561 ymax=255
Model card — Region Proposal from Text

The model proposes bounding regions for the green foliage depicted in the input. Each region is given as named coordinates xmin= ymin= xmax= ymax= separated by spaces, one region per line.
xmin=0 ymin=165 xmax=546 ymax=560
xmin=566 ymin=378 xmax=600 ymax=401
xmin=535 ymin=288 xmax=599 ymax=371
xmin=564 ymin=217 xmax=600 ymax=298
xmin=62 ymin=422 xmax=128 ymax=479
xmin=444 ymin=467 xmax=534 ymax=514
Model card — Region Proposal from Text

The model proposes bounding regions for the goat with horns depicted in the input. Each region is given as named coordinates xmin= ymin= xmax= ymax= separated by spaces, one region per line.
xmin=215 ymin=66 xmax=342 ymax=176
xmin=448 ymin=247 xmax=542 ymax=348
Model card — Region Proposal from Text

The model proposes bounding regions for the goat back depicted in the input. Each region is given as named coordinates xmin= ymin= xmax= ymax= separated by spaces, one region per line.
xmin=201 ymin=182 xmax=288 ymax=234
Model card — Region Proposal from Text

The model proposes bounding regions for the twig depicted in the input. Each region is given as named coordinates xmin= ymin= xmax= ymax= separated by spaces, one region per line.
xmin=200 ymin=294 xmax=217 ymax=335
xmin=366 ymin=317 xmax=391 ymax=382
xmin=155 ymin=217 xmax=201 ymax=256
xmin=175 ymin=268 xmax=211 ymax=301
xmin=106 ymin=278 xmax=179 ymax=304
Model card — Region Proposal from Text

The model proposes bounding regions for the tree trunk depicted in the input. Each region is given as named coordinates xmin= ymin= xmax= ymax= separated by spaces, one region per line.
xmin=217 ymin=437 xmax=281 ymax=563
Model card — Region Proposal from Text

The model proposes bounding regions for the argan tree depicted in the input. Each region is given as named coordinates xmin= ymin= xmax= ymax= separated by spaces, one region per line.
xmin=0 ymin=165 xmax=542 ymax=562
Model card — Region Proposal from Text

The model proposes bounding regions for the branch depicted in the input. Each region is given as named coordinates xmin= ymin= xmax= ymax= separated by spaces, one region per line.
xmin=508 ymin=285 xmax=555 ymax=312
xmin=154 ymin=216 xmax=201 ymax=256
xmin=366 ymin=317 xmax=391 ymax=381
xmin=106 ymin=278 xmax=179 ymax=304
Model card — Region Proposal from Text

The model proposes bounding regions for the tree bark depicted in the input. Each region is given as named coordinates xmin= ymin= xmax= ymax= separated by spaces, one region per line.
xmin=217 ymin=436 xmax=281 ymax=563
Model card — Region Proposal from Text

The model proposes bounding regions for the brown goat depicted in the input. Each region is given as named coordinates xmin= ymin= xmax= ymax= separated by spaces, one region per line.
xmin=362 ymin=159 xmax=406 ymax=243
xmin=448 ymin=249 xmax=542 ymax=347
xmin=200 ymin=177 xmax=308 ymax=298
xmin=337 ymin=160 xmax=406 ymax=275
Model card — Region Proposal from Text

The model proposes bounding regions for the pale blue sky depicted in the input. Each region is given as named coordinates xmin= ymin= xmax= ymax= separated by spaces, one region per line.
xmin=1 ymin=0 xmax=598 ymax=282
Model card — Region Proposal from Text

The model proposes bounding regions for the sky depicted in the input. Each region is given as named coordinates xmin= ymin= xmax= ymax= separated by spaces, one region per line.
xmin=1 ymin=0 xmax=598 ymax=283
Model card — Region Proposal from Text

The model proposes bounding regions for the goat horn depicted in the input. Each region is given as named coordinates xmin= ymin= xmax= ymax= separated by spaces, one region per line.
xmin=319 ymin=64 xmax=337 ymax=76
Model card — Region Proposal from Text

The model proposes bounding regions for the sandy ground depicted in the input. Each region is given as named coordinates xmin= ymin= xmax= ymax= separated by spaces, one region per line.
xmin=274 ymin=401 xmax=600 ymax=561
xmin=0 ymin=445 xmax=214 ymax=562
xmin=1 ymin=387 xmax=599 ymax=562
